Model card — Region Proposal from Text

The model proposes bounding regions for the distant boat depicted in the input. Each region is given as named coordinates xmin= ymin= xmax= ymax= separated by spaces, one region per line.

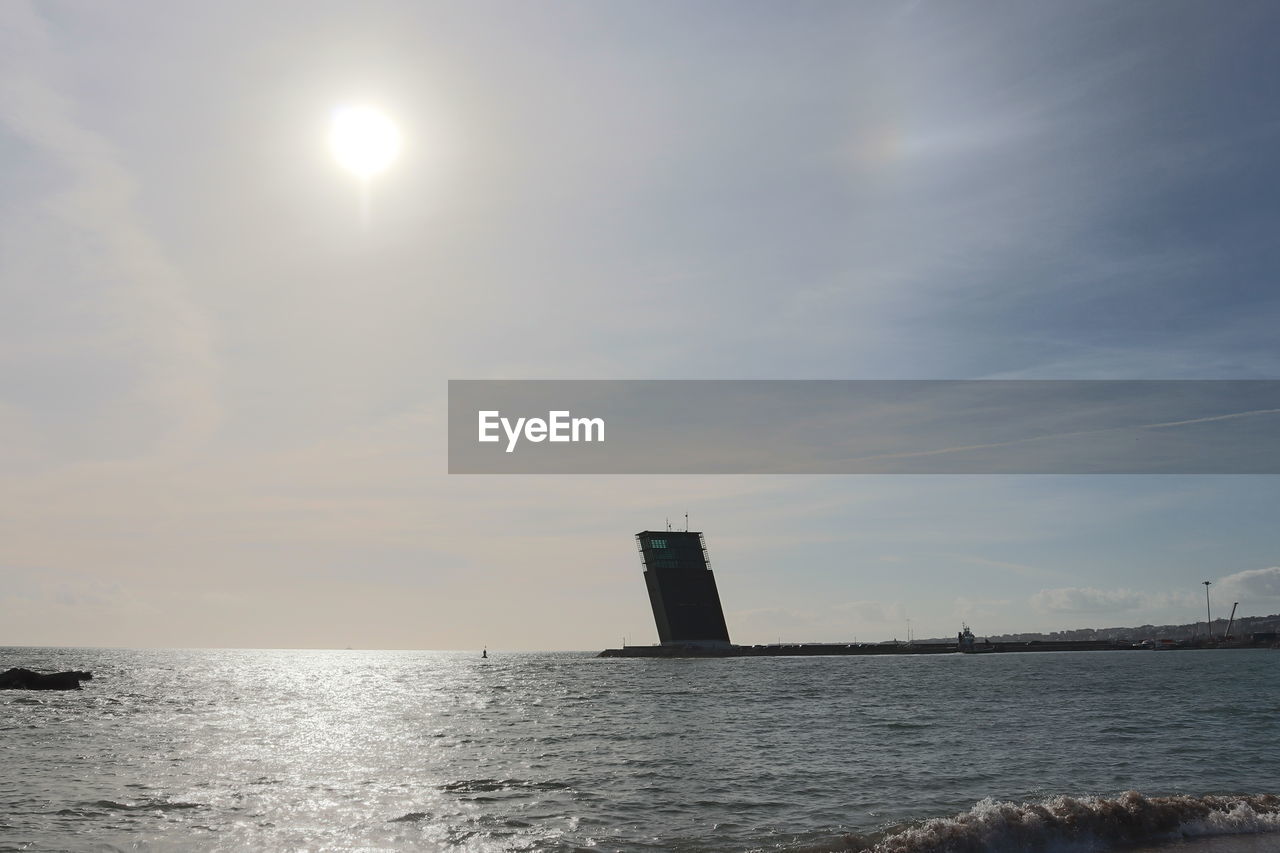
xmin=958 ymin=625 xmax=995 ymax=653
xmin=482 ymin=648 xmax=487 ymax=659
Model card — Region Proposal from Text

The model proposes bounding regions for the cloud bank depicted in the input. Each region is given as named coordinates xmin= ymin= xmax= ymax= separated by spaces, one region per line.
xmin=1217 ymin=567 xmax=1280 ymax=603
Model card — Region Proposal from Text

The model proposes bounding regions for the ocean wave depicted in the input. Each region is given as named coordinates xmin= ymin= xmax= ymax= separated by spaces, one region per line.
xmin=801 ymin=792 xmax=1280 ymax=853
xmin=85 ymin=799 xmax=204 ymax=812
xmin=439 ymin=778 xmax=572 ymax=793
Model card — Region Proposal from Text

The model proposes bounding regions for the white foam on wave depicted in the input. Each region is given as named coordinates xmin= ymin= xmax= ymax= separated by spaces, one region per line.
xmin=1179 ymin=798 xmax=1280 ymax=838
xmin=808 ymin=791 xmax=1280 ymax=853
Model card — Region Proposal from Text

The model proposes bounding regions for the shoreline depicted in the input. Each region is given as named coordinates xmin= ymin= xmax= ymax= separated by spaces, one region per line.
xmin=599 ymin=641 xmax=1276 ymax=658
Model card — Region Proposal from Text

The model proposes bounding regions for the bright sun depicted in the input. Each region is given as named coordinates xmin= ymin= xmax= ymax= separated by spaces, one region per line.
xmin=329 ymin=105 xmax=401 ymax=179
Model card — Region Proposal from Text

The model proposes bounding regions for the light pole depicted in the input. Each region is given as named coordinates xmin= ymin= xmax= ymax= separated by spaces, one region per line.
xmin=1203 ymin=581 xmax=1212 ymax=639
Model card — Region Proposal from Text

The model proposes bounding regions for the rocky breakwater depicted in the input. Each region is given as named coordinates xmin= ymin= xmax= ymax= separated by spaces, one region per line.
xmin=0 ymin=668 xmax=93 ymax=690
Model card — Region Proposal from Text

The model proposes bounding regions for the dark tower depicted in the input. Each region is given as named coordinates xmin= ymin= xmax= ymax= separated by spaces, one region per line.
xmin=636 ymin=530 xmax=731 ymax=646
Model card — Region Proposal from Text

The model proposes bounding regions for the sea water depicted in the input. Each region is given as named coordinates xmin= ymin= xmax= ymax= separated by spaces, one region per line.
xmin=2 ymin=647 xmax=1278 ymax=851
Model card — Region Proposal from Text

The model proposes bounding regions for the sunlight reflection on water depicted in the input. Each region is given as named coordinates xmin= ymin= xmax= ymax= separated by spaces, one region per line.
xmin=2 ymin=648 xmax=1278 ymax=851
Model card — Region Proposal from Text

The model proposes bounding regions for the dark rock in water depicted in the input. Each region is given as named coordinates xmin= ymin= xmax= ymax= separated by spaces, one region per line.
xmin=0 ymin=668 xmax=93 ymax=690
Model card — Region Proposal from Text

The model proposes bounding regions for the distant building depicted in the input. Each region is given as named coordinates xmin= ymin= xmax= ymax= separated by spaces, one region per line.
xmin=636 ymin=530 xmax=731 ymax=647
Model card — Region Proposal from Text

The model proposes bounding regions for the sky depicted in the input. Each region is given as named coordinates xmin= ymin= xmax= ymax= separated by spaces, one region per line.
xmin=2 ymin=0 xmax=1279 ymax=649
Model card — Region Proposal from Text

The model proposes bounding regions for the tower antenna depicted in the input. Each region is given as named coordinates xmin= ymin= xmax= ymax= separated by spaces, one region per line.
xmin=1203 ymin=581 xmax=1213 ymax=639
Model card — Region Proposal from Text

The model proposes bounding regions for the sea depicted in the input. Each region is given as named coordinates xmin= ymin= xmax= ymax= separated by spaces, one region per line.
xmin=2 ymin=647 xmax=1278 ymax=852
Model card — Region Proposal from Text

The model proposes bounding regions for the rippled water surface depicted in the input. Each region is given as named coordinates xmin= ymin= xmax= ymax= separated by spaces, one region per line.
xmin=2 ymin=647 xmax=1278 ymax=851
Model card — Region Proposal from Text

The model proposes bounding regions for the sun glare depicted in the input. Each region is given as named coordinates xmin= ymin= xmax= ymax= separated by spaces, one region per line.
xmin=329 ymin=105 xmax=401 ymax=179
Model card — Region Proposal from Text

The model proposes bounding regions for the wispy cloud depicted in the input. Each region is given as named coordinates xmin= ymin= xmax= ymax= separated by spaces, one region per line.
xmin=840 ymin=406 xmax=1280 ymax=468
xmin=1216 ymin=566 xmax=1280 ymax=604
xmin=831 ymin=599 xmax=906 ymax=624
xmin=954 ymin=555 xmax=1064 ymax=580
xmin=1031 ymin=587 xmax=1146 ymax=614
xmin=1030 ymin=581 xmax=1230 ymax=618
xmin=953 ymin=596 xmax=1012 ymax=622
xmin=0 ymin=2 xmax=221 ymax=459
